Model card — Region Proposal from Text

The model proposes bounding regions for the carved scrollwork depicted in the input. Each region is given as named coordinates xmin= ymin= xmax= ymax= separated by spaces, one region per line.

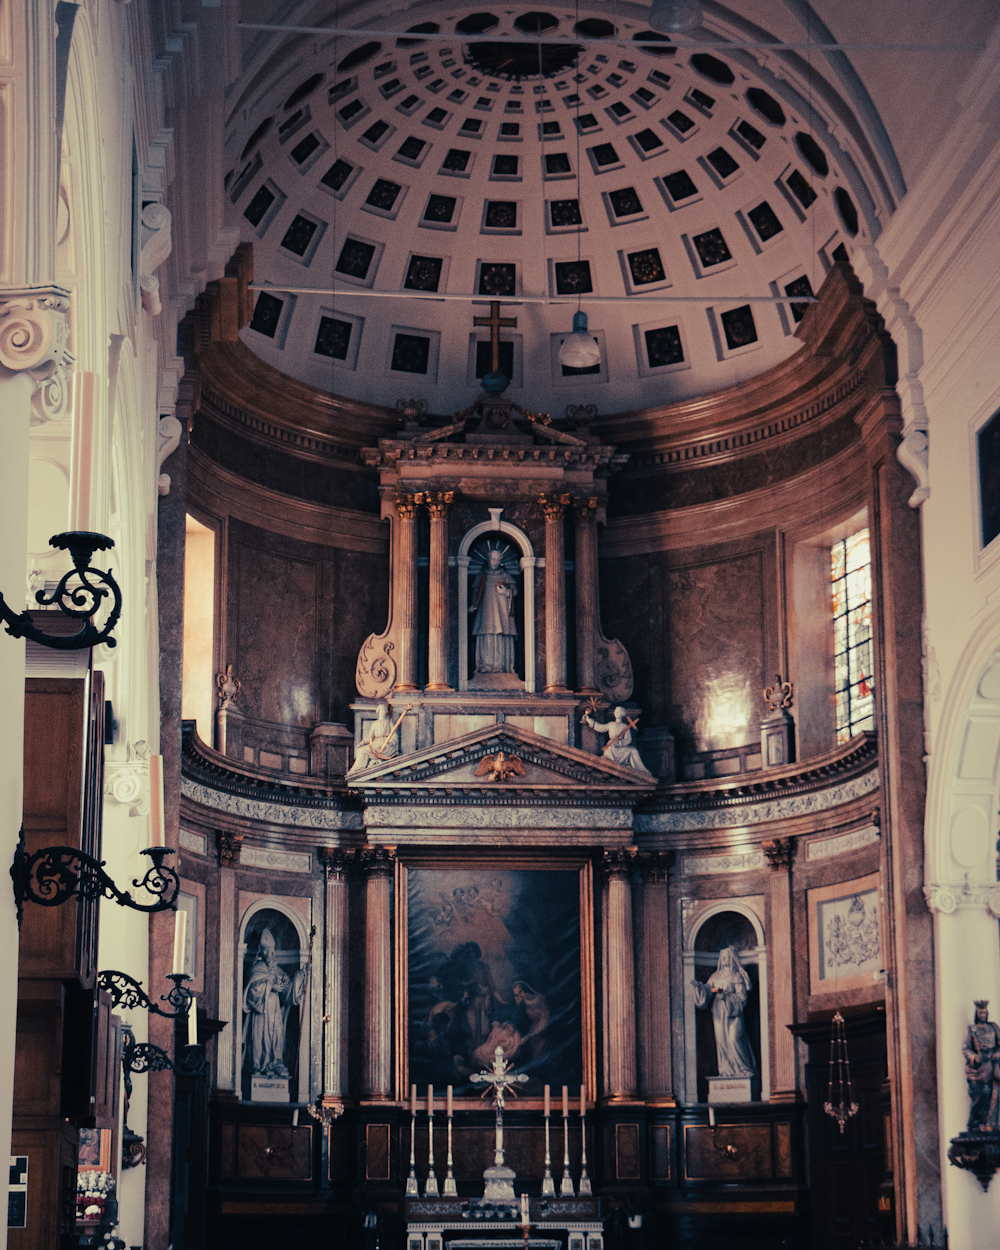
xmin=924 ymin=881 xmax=1000 ymax=917
xmin=595 ymin=636 xmax=634 ymax=703
xmin=0 ymin=288 xmax=73 ymax=426
xmin=356 ymin=633 xmax=397 ymax=699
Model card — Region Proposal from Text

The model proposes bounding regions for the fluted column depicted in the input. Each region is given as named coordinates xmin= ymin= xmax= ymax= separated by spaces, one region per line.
xmin=539 ymin=493 xmax=571 ymax=693
xmin=762 ymin=838 xmax=798 ymax=1099
xmin=395 ymin=494 xmax=420 ymax=692
xmin=424 ymin=491 xmax=454 ymax=691
xmin=573 ymin=497 xmax=600 ymax=693
xmin=603 ymin=848 xmax=638 ymax=1101
xmin=318 ymin=848 xmax=351 ymax=1103
xmin=363 ymin=846 xmax=396 ymax=1099
xmin=640 ymin=853 xmax=675 ymax=1102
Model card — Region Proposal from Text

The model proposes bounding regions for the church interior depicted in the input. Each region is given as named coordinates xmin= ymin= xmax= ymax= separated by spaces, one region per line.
xmin=4 ymin=2 xmax=1000 ymax=1249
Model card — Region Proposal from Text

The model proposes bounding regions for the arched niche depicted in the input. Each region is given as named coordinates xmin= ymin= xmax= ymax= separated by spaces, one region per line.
xmin=457 ymin=517 xmax=537 ymax=692
xmin=238 ymin=898 xmax=313 ymax=1104
xmin=682 ymin=900 xmax=770 ymax=1104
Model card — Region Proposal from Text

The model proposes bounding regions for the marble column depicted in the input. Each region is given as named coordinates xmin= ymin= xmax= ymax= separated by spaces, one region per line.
xmin=573 ymin=497 xmax=600 ymax=693
xmin=640 ymin=853 xmax=675 ymax=1102
xmin=395 ymin=494 xmax=420 ymax=692
xmin=318 ymin=848 xmax=351 ymax=1105
xmin=762 ymin=838 xmax=798 ymax=1099
xmin=603 ymin=848 xmax=638 ymax=1101
xmin=363 ymin=846 xmax=396 ymax=1100
xmin=539 ymin=493 xmax=571 ymax=693
xmin=424 ymin=492 xmax=454 ymax=691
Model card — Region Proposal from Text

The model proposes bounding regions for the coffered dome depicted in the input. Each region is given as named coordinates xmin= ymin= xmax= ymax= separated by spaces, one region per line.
xmin=225 ymin=3 xmax=885 ymax=416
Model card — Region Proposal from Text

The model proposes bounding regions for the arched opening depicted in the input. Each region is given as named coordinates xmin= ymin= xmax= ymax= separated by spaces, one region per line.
xmin=458 ymin=518 xmax=536 ymax=692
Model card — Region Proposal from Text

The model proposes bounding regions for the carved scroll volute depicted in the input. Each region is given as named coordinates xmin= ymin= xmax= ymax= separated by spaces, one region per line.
xmin=0 ymin=289 xmax=74 ymax=423
xmin=595 ymin=637 xmax=634 ymax=703
xmin=356 ymin=634 xmax=397 ymax=700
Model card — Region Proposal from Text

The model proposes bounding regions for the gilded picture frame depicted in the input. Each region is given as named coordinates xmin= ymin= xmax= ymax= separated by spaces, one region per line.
xmin=395 ymin=854 xmax=595 ymax=1106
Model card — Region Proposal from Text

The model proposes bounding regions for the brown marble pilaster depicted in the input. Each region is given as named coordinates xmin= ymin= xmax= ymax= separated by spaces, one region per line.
xmin=762 ymin=838 xmax=798 ymax=1100
xmin=855 ymin=371 xmax=938 ymax=1241
xmin=640 ymin=853 xmax=676 ymax=1103
xmin=395 ymin=494 xmax=420 ymax=692
xmin=573 ymin=497 xmax=600 ymax=693
xmin=362 ymin=845 xmax=396 ymax=1099
xmin=318 ymin=848 xmax=351 ymax=1103
xmin=603 ymin=847 xmax=638 ymax=1101
xmin=423 ymin=492 xmax=454 ymax=691
xmin=539 ymin=493 xmax=571 ymax=692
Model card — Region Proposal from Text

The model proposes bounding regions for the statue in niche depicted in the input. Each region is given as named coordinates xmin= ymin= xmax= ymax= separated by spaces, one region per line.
xmin=691 ymin=946 xmax=758 ymax=1079
xmin=582 ymin=705 xmax=652 ymax=774
xmin=963 ymin=1000 xmax=1000 ymax=1131
xmin=469 ymin=543 xmax=519 ymax=675
xmin=242 ymin=927 xmax=310 ymax=1079
xmin=348 ymin=703 xmax=400 ymax=774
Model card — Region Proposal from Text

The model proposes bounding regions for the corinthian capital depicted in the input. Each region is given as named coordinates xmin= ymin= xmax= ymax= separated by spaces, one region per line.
xmin=0 ymin=286 xmax=74 ymax=423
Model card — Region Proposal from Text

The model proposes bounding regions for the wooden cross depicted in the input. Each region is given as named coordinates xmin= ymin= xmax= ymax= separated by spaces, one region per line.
xmin=473 ymin=301 xmax=517 ymax=373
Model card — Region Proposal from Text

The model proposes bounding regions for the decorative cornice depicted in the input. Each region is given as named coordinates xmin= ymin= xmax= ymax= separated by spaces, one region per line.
xmin=182 ymin=778 xmax=364 ymax=830
xmin=365 ymin=805 xmax=632 ymax=829
xmin=923 ymin=881 xmax=1000 ymax=918
xmin=638 ymin=733 xmax=877 ymax=827
xmin=806 ymin=824 xmax=880 ymax=860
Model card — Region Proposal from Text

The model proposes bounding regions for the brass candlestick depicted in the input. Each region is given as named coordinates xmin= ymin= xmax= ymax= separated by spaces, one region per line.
xmin=405 ymin=1109 xmax=419 ymax=1196
xmin=443 ymin=1105 xmax=457 ymax=1196
xmin=560 ymin=1108 xmax=575 ymax=1197
xmin=424 ymin=1102 xmax=439 ymax=1197
xmin=578 ymin=1095 xmax=592 ymax=1196
xmin=542 ymin=1104 xmax=556 ymax=1197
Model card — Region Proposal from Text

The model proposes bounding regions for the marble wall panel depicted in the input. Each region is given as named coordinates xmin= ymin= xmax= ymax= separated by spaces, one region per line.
xmin=601 ymin=547 xmax=770 ymax=751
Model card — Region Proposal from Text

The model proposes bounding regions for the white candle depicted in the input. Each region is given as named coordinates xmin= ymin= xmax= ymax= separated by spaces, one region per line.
xmin=187 ymin=995 xmax=197 ymax=1046
xmin=544 ymin=1084 xmax=550 ymax=1117
xmin=292 ymin=1109 xmax=299 ymax=1127
xmin=148 ymin=754 xmax=165 ymax=846
xmin=708 ymin=1106 xmax=715 ymax=1127
xmin=427 ymin=1084 xmax=434 ymax=1115
xmin=447 ymin=1085 xmax=453 ymax=1117
xmin=171 ymin=910 xmax=187 ymax=976
xmin=562 ymin=1085 xmax=568 ymax=1117
xmin=521 ymin=1193 xmax=530 ymax=1227
xmin=580 ymin=1083 xmax=587 ymax=1112
xmin=411 ymin=1083 xmax=417 ymax=1116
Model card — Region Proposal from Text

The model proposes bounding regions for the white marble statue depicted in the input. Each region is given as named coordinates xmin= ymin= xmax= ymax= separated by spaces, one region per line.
xmin=470 ymin=547 xmax=518 ymax=674
xmin=242 ymin=928 xmax=309 ymax=1079
xmin=690 ymin=946 xmax=758 ymax=1078
xmin=348 ymin=703 xmax=399 ymax=774
xmin=583 ymin=705 xmax=652 ymax=773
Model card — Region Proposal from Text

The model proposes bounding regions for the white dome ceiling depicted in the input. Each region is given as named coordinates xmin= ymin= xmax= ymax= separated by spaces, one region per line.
xmin=225 ymin=4 xmax=880 ymax=416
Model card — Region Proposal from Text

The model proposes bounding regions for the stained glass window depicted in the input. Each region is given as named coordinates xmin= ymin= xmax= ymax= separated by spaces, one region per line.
xmin=831 ymin=528 xmax=874 ymax=742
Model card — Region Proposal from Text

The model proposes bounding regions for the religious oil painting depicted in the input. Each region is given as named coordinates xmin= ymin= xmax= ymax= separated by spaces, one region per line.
xmin=808 ymin=873 xmax=881 ymax=995
xmin=400 ymin=863 xmax=593 ymax=1100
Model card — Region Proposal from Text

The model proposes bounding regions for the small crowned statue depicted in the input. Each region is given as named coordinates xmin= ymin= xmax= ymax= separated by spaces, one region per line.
xmin=963 ymin=1000 xmax=1000 ymax=1131
xmin=582 ymin=705 xmax=652 ymax=773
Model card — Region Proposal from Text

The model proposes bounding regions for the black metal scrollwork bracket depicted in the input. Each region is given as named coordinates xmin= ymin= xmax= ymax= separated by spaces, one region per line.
xmin=0 ymin=531 xmax=122 ymax=650
xmin=10 ymin=826 xmax=179 ymax=927
xmin=98 ymin=970 xmax=193 ymax=1019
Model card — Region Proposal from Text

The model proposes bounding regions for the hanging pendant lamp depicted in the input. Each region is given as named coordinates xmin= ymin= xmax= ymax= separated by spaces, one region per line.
xmin=649 ymin=0 xmax=702 ymax=34
xmin=557 ymin=310 xmax=601 ymax=369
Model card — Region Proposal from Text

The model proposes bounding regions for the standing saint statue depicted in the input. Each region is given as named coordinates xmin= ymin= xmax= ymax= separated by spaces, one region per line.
xmin=691 ymin=946 xmax=758 ymax=1078
xmin=583 ymin=705 xmax=652 ymax=773
xmin=963 ymin=1000 xmax=1000 ymax=1131
xmin=470 ymin=547 xmax=518 ymax=674
xmin=242 ymin=928 xmax=310 ymax=1079
xmin=348 ymin=703 xmax=399 ymax=774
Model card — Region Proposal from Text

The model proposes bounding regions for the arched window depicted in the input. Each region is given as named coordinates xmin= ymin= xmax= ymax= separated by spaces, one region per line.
xmin=831 ymin=527 xmax=873 ymax=741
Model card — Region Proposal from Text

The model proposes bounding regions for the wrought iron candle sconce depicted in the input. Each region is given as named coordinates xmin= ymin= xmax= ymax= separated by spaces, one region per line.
xmin=1 ymin=531 xmax=122 ymax=650
xmin=10 ymin=827 xmax=180 ymax=926
xmin=98 ymin=970 xmax=193 ymax=1020
xmin=119 ymin=1023 xmax=207 ymax=1169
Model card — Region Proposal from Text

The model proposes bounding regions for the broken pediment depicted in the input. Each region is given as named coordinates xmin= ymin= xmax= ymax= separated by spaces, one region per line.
xmin=346 ymin=722 xmax=656 ymax=797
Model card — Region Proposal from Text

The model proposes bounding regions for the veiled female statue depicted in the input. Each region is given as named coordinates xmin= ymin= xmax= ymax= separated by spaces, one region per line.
xmin=691 ymin=945 xmax=758 ymax=1078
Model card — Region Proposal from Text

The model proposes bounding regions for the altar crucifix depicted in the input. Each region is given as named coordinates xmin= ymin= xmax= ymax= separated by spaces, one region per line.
xmin=473 ymin=301 xmax=518 ymax=374
xmin=471 ymin=1045 xmax=529 ymax=1200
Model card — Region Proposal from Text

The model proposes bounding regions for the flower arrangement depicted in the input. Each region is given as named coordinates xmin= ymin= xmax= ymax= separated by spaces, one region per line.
xmin=76 ymin=1171 xmax=114 ymax=1221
